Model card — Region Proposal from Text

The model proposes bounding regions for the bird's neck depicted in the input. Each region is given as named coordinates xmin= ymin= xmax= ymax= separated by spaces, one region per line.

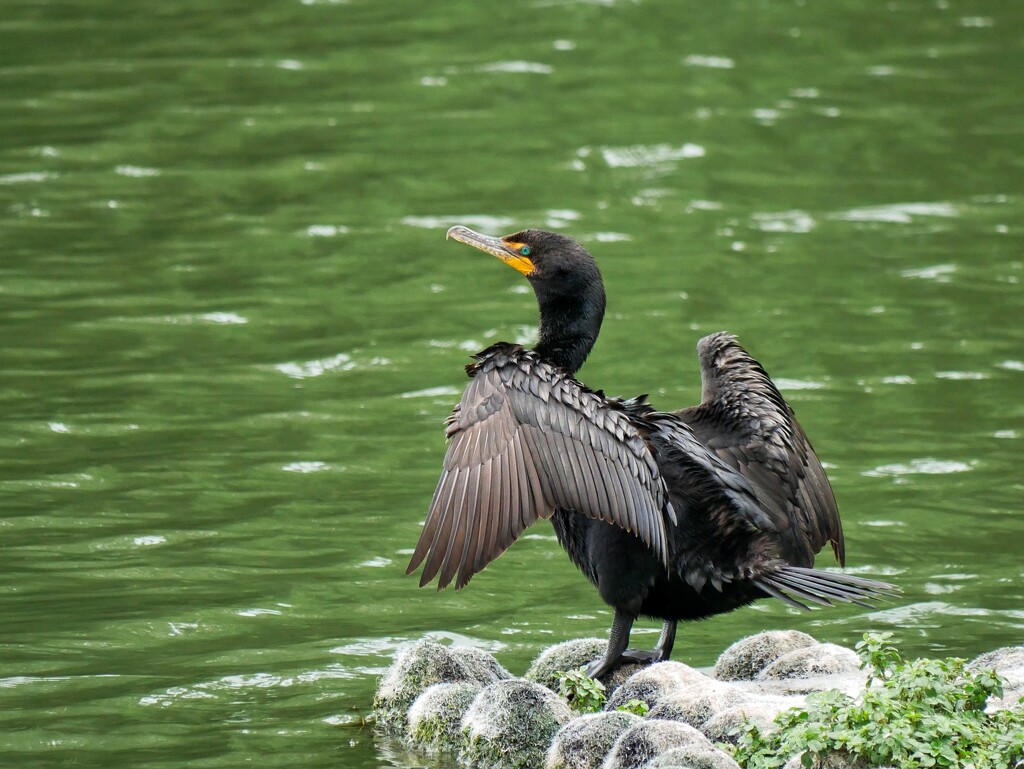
xmin=534 ymin=292 xmax=605 ymax=376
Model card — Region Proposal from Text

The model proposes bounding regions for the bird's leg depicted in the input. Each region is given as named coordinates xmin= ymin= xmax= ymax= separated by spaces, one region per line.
xmin=584 ymin=608 xmax=635 ymax=679
xmin=654 ymin=619 xmax=676 ymax=660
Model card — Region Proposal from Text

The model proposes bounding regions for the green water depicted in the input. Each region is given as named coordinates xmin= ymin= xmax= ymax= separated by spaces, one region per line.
xmin=1 ymin=1 xmax=1022 ymax=767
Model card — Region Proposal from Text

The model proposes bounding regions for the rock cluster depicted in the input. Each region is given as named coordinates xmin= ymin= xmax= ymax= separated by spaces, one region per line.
xmin=372 ymin=632 xmax=1024 ymax=769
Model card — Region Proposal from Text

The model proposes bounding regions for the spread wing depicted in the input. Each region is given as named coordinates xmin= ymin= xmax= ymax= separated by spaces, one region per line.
xmin=676 ymin=332 xmax=844 ymax=567
xmin=408 ymin=345 xmax=676 ymax=590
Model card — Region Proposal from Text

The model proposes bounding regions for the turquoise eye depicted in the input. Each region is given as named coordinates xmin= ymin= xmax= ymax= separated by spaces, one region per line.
xmin=520 ymin=245 xmax=531 ymax=256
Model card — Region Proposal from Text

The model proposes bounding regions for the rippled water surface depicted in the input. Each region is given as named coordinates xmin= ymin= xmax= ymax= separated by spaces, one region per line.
xmin=2 ymin=1 xmax=1022 ymax=767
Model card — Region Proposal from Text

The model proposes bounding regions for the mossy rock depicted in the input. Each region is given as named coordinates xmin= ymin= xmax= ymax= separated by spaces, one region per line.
xmin=713 ymin=631 xmax=818 ymax=681
xmin=602 ymin=719 xmax=713 ymax=769
xmin=702 ymin=699 xmax=794 ymax=745
xmin=406 ymin=681 xmax=481 ymax=752
xmin=969 ymin=645 xmax=1024 ymax=677
xmin=461 ymin=678 xmax=574 ymax=769
xmin=758 ymin=643 xmax=861 ymax=680
xmin=645 ymin=685 xmax=755 ymax=729
xmin=525 ymin=638 xmax=609 ymax=692
xmin=605 ymin=661 xmax=716 ymax=712
xmin=373 ymin=640 xmax=510 ymax=730
xmin=545 ymin=710 xmax=641 ymax=769
xmin=645 ymin=744 xmax=742 ymax=769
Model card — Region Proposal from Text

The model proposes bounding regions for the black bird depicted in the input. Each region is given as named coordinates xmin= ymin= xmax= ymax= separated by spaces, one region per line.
xmin=408 ymin=226 xmax=894 ymax=678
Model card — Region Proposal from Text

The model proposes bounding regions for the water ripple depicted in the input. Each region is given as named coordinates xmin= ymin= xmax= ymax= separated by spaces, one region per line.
xmin=587 ymin=232 xmax=631 ymax=242
xmin=115 ymin=165 xmax=160 ymax=177
xmin=140 ymin=667 xmax=354 ymax=707
xmin=832 ymin=201 xmax=959 ymax=223
xmin=683 ymin=54 xmax=735 ymax=69
xmin=305 ymin=224 xmax=349 ymax=237
xmin=753 ymin=210 xmax=816 ymax=233
xmin=901 ymin=264 xmax=957 ymax=281
xmin=281 ymin=461 xmax=331 ymax=473
xmin=863 ymin=458 xmax=976 ymax=477
xmin=124 ymin=312 xmax=249 ymax=325
xmin=401 ymin=215 xmax=515 ymax=231
xmin=476 ymin=61 xmax=553 ymax=74
xmin=400 ymin=385 xmax=461 ymax=399
xmin=935 ymin=370 xmax=989 ymax=380
xmin=600 ymin=142 xmax=705 ymax=168
xmin=0 ymin=171 xmax=56 ymax=184
xmin=274 ymin=353 xmax=390 ymax=378
xmin=774 ymin=377 xmax=827 ymax=391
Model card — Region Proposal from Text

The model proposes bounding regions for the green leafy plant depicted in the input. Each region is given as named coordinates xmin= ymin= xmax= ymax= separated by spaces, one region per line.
xmin=732 ymin=632 xmax=1024 ymax=769
xmin=556 ymin=667 xmax=607 ymax=713
xmin=854 ymin=630 xmax=901 ymax=684
xmin=616 ymin=698 xmax=650 ymax=716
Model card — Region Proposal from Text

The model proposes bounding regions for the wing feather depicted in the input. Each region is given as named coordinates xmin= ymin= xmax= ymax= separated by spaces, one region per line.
xmin=677 ymin=332 xmax=844 ymax=567
xmin=409 ymin=344 xmax=674 ymax=589
xmin=438 ymin=466 xmax=475 ymax=589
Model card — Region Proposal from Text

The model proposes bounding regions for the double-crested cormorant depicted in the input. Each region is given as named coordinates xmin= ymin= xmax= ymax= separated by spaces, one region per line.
xmin=408 ymin=226 xmax=894 ymax=678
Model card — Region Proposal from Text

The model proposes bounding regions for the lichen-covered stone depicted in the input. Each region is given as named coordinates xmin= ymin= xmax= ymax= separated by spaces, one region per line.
xmin=701 ymin=698 xmax=796 ymax=745
xmin=461 ymin=678 xmax=574 ymax=769
xmin=406 ymin=682 xmax=481 ymax=752
xmin=604 ymin=661 xmax=716 ymax=712
xmin=601 ymin=719 xmax=712 ymax=769
xmin=525 ymin=638 xmax=609 ymax=692
xmin=645 ymin=685 xmax=755 ymax=729
xmin=646 ymin=744 xmax=743 ymax=769
xmin=759 ymin=643 xmax=861 ymax=680
xmin=750 ymin=670 xmax=867 ymax=699
xmin=713 ymin=631 xmax=818 ymax=681
xmin=545 ymin=711 xmax=641 ymax=769
xmin=373 ymin=640 xmax=510 ymax=729
xmin=969 ymin=645 xmax=1024 ymax=678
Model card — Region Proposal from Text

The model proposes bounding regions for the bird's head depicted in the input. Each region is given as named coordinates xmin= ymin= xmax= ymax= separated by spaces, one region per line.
xmin=445 ymin=225 xmax=606 ymax=374
xmin=446 ymin=225 xmax=602 ymax=300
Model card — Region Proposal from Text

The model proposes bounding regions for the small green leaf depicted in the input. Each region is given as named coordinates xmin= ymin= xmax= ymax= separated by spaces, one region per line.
xmin=615 ymin=698 xmax=650 ymax=716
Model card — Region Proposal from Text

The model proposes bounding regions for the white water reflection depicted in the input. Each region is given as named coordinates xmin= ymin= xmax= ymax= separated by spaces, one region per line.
xmin=901 ymin=264 xmax=957 ymax=281
xmin=863 ymin=458 xmax=975 ymax=477
xmin=0 ymin=171 xmax=56 ymax=184
xmin=684 ymin=54 xmax=735 ymax=69
xmin=935 ymin=371 xmax=989 ymax=380
xmin=275 ymin=353 xmax=390 ymax=379
xmin=281 ymin=461 xmax=331 ymax=473
xmin=753 ymin=210 xmax=816 ymax=233
xmin=477 ymin=61 xmax=553 ymax=74
xmin=600 ymin=142 xmax=705 ymax=168
xmin=115 ymin=165 xmax=160 ymax=177
xmin=832 ymin=201 xmax=959 ymax=224
xmin=401 ymin=215 xmax=515 ymax=231
xmin=400 ymin=385 xmax=461 ymax=399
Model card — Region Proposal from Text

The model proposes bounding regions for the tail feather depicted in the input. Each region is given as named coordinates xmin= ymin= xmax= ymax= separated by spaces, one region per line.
xmin=756 ymin=579 xmax=815 ymax=611
xmin=755 ymin=566 xmax=897 ymax=610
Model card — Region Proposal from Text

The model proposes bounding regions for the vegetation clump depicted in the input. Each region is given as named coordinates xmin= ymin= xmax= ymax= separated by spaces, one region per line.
xmin=557 ymin=668 xmax=608 ymax=713
xmin=732 ymin=632 xmax=1024 ymax=769
xmin=556 ymin=668 xmax=651 ymax=716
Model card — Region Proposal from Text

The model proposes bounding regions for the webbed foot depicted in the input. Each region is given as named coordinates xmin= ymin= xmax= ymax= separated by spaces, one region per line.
xmin=619 ymin=648 xmax=664 ymax=665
